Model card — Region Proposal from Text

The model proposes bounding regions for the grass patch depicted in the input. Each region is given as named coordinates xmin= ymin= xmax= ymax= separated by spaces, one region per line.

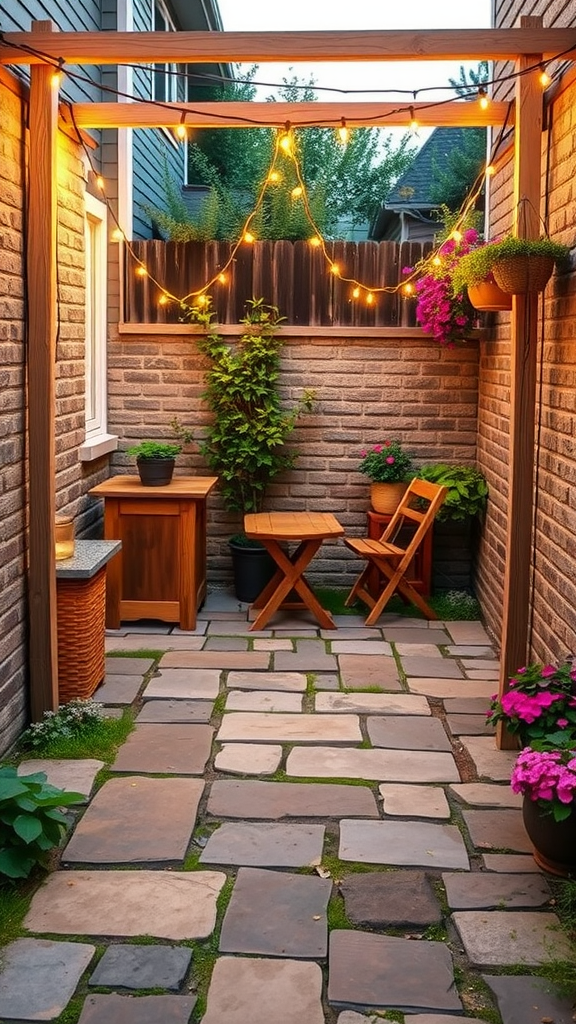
xmin=0 ymin=880 xmax=36 ymax=946
xmin=311 ymin=588 xmax=482 ymax=621
xmin=327 ymin=890 xmax=354 ymax=931
xmin=210 ymin=691 xmax=227 ymax=719
xmin=106 ymin=649 xmax=163 ymax=660
xmin=16 ymin=710 xmax=135 ymax=763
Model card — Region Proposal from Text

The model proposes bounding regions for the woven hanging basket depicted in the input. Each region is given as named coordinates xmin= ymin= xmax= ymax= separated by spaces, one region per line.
xmin=468 ymin=281 xmax=512 ymax=311
xmin=370 ymin=481 xmax=408 ymax=514
xmin=492 ymin=254 xmax=555 ymax=294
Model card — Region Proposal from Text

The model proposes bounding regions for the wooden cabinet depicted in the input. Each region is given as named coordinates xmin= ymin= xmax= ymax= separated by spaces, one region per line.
xmin=89 ymin=475 xmax=217 ymax=630
xmin=367 ymin=509 xmax=432 ymax=597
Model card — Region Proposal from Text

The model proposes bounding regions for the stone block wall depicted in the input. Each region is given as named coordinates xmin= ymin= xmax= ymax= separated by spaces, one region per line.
xmin=107 ymin=329 xmax=480 ymax=588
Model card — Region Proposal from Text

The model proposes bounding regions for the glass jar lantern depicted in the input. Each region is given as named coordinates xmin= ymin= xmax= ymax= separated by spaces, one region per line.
xmin=55 ymin=514 xmax=75 ymax=561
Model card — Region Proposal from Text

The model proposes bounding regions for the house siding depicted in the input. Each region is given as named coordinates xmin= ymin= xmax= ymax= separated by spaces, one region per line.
xmin=476 ymin=1 xmax=576 ymax=660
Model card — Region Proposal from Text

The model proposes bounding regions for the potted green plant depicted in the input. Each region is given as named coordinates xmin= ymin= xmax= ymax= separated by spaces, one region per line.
xmin=357 ymin=440 xmax=414 ymax=513
xmin=127 ymin=419 xmax=193 ymax=486
xmin=451 ymin=243 xmax=512 ymax=311
xmin=416 ymin=464 xmax=488 ymax=592
xmin=181 ymin=297 xmax=314 ymax=602
xmin=454 ymin=235 xmax=569 ymax=297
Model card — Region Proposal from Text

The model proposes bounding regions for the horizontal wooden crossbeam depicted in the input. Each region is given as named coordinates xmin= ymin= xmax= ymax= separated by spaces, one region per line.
xmin=64 ymin=99 xmax=513 ymax=130
xmin=1 ymin=27 xmax=575 ymax=65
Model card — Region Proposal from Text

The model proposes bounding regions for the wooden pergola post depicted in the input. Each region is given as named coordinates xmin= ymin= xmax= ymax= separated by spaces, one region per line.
xmin=27 ymin=19 xmax=59 ymax=719
xmin=496 ymin=16 xmax=544 ymax=748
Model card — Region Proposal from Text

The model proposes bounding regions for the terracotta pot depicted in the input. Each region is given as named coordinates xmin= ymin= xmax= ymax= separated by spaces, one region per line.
xmin=370 ymin=481 xmax=408 ymax=514
xmin=492 ymin=255 xmax=555 ymax=294
xmin=468 ymin=281 xmax=512 ymax=311
xmin=522 ymin=796 xmax=576 ymax=877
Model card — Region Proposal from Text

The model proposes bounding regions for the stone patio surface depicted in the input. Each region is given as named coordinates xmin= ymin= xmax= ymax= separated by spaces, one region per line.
xmin=5 ymin=601 xmax=575 ymax=1023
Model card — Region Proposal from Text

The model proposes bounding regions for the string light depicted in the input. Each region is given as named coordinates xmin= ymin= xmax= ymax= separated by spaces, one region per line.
xmin=366 ymin=292 xmax=375 ymax=305
xmin=175 ymin=112 xmax=187 ymax=141
xmin=136 ymin=266 xmax=147 ymax=277
xmin=218 ymin=272 xmax=227 ymax=283
xmin=408 ymin=106 xmax=419 ymax=133
xmin=432 ymin=256 xmax=442 ymax=266
xmin=291 ymin=186 xmax=303 ymax=199
xmin=403 ymin=283 xmax=414 ymax=295
xmin=485 ymin=163 xmax=496 ymax=176
xmin=451 ymin=229 xmax=463 ymax=243
xmin=267 ymin=170 xmax=280 ymax=183
xmin=478 ymin=87 xmax=489 ymax=110
xmin=158 ymin=294 xmax=168 ymax=305
xmin=352 ymin=286 xmax=361 ymax=298
xmin=337 ymin=117 xmax=350 ymax=145
xmin=539 ymin=65 xmax=551 ymax=87
xmin=111 ymin=228 xmax=124 ymax=242
xmin=243 ymin=231 xmax=255 ymax=243
xmin=308 ymin=236 xmax=322 ymax=247
xmin=330 ymin=264 xmax=340 ymax=277
xmin=279 ymin=124 xmax=293 ymax=154
xmin=96 ymin=175 xmax=105 ymax=191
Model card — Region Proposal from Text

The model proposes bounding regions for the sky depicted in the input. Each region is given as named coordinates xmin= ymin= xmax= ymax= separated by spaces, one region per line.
xmin=215 ymin=0 xmax=493 ymax=104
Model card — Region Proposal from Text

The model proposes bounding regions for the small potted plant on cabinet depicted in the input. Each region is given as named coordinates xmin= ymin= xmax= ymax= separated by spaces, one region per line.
xmin=127 ymin=419 xmax=194 ymax=486
xmin=181 ymin=297 xmax=314 ymax=602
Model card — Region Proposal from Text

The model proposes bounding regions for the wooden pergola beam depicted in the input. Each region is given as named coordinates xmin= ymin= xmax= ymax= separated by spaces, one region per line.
xmin=66 ymin=99 xmax=513 ymax=131
xmin=1 ymin=27 xmax=575 ymax=65
xmin=27 ymin=21 xmax=59 ymax=720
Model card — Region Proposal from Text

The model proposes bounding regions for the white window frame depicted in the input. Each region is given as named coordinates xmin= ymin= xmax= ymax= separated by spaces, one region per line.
xmin=79 ymin=192 xmax=117 ymax=461
xmin=153 ymin=0 xmax=178 ymax=106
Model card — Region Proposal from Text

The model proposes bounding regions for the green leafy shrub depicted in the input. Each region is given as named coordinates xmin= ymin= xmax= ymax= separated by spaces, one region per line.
xmin=0 ymin=766 xmax=82 ymax=880
xmin=19 ymin=699 xmax=106 ymax=751
xmin=417 ymin=464 xmax=488 ymax=521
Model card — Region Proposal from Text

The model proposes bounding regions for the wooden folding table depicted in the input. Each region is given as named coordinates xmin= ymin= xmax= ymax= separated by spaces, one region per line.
xmin=244 ymin=511 xmax=344 ymax=631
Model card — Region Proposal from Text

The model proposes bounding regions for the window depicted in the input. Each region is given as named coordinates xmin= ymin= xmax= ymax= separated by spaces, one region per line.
xmin=79 ymin=192 xmax=117 ymax=461
xmin=153 ymin=0 xmax=177 ymax=104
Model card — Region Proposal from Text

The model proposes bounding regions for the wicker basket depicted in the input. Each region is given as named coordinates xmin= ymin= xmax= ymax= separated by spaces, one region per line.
xmin=56 ymin=567 xmax=107 ymax=702
xmin=492 ymin=254 xmax=554 ymax=294
xmin=370 ymin=481 xmax=408 ymax=514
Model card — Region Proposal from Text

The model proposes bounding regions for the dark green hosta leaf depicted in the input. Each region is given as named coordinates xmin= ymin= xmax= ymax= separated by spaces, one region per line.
xmin=13 ymin=813 xmax=44 ymax=844
xmin=0 ymin=848 xmax=35 ymax=879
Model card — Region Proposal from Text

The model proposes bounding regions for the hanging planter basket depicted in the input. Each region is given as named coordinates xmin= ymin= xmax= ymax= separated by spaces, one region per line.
xmin=492 ymin=255 xmax=555 ymax=294
xmin=467 ymin=281 xmax=512 ymax=311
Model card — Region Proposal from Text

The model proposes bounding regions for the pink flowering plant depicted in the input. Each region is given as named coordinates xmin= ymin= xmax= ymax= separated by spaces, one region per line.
xmin=511 ymin=747 xmax=576 ymax=822
xmin=358 ymin=440 xmax=413 ymax=483
xmin=487 ymin=660 xmax=576 ymax=749
xmin=411 ymin=228 xmax=480 ymax=347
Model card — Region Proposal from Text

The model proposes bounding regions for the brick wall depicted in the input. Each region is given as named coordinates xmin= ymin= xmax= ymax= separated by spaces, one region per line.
xmin=0 ymin=68 xmax=111 ymax=755
xmin=106 ymin=329 xmax=480 ymax=588
xmin=475 ymin=3 xmax=576 ymax=659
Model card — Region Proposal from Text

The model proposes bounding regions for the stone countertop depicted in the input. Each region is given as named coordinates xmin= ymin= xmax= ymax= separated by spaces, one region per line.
xmin=55 ymin=539 xmax=121 ymax=580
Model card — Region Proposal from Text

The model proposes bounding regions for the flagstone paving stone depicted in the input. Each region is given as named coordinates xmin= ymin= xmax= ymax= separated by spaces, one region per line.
xmin=446 ymin=713 xmax=495 ymax=735
xmin=320 ymin=628 xmax=381 ymax=640
xmin=199 ymin=822 xmax=325 ymax=867
xmin=17 ymin=759 xmax=103 ymax=799
xmin=226 ymin=671 xmax=306 ymax=692
xmin=401 ymin=657 xmax=465 ymax=679
xmin=274 ymin=648 xmax=338 ymax=672
xmin=339 ymin=819 xmax=469 ymax=869
xmin=339 ymin=871 xmax=442 ymax=928
xmin=330 ymin=640 xmax=393 ymax=655
xmin=379 ymin=784 xmax=450 ymax=818
xmin=25 ymin=870 xmax=226 ymax=940
xmin=461 ymin=808 xmax=531 ymax=853
xmin=328 ymin=931 xmax=463 ymax=1013
xmin=203 ymin=637 xmax=249 ymax=651
xmin=62 ymin=776 xmax=204 ymax=865
xmin=443 ymin=697 xmax=495 ymax=713
xmin=206 ymin=780 xmax=379 ymax=819
xmin=77 ymin=994 xmax=196 ymax=1023
xmin=449 ymin=783 xmax=522 ymax=808
xmin=452 ymin=910 xmax=574 ymax=966
xmin=407 ymin=679 xmax=497 ymax=699
xmin=95 ymin=674 xmax=144 ymax=703
xmin=482 ymin=974 xmax=576 ymax=1024
xmin=410 ymin=1017 xmax=487 ymax=1024
xmin=443 ymin=622 xmax=492 ymax=645
xmin=0 ymin=938 xmax=95 ymax=1022
xmin=111 ymin=723 xmax=213 ymax=774
xmin=253 ymin=639 xmax=293 ymax=650
xmin=382 ymin=627 xmax=451 ymax=645
xmin=286 ymin=747 xmax=459 ymax=783
xmin=461 ymin=658 xmax=500 ymax=670
xmin=219 ymin=867 xmax=331 ymax=958
xmin=442 ymin=872 xmax=551 ymax=909
xmin=143 ymin=668 xmax=221 ymax=699
xmin=225 ymin=690 xmax=303 ymax=712
xmin=313 ymin=673 xmax=340 ymax=689
xmin=214 ymin=744 xmax=283 ymax=775
xmin=137 ymin=699 xmax=214 ymax=723
xmin=395 ymin=643 xmax=444 ymax=657
xmin=482 ymin=854 xmax=540 ymax=872
xmin=446 ymin=646 xmax=495 ymax=657
xmin=460 ymin=736 xmax=519 ymax=780
xmin=367 ymin=715 xmax=452 ymax=750
xmin=104 ymin=656 xmax=155 ymax=675
xmin=466 ymin=669 xmax=500 ymax=680
xmin=202 ymin=957 xmax=324 ymax=1024
xmin=315 ymin=692 xmax=430 ymax=715
xmin=161 ymin=650 xmax=271 ymax=669
xmin=106 ymin=635 xmax=205 ymax=651
xmin=337 ymin=653 xmax=402 ymax=690
xmin=217 ymin=712 xmax=362 ymax=744
xmin=88 ymin=944 xmax=192 ymax=990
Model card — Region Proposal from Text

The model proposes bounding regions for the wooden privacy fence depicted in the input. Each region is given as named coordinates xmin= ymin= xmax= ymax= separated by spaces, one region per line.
xmin=124 ymin=239 xmax=431 ymax=327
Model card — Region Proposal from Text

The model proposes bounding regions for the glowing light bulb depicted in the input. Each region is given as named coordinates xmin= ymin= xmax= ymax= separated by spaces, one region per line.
xmin=330 ymin=264 xmax=340 ymax=277
xmin=291 ymin=186 xmax=303 ymax=199
xmin=136 ymin=266 xmax=147 ymax=277
xmin=197 ymin=294 xmax=207 ymax=306
xmin=111 ymin=228 xmax=124 ymax=242
xmin=309 ymin=236 xmax=322 ymax=247
xmin=268 ymin=171 xmax=280 ymax=183
xmin=404 ymin=282 xmax=414 ymax=295
xmin=451 ymin=230 xmax=463 ymax=243
xmin=175 ymin=123 xmax=187 ymax=141
xmin=432 ymin=256 xmax=442 ymax=266
xmin=96 ymin=176 xmax=105 ymax=191
xmin=51 ymin=70 xmax=62 ymax=88
xmin=337 ymin=119 xmax=349 ymax=145
xmin=478 ymin=88 xmax=489 ymax=110
xmin=279 ymin=132 xmax=292 ymax=154
xmin=352 ymin=287 xmax=360 ymax=299
xmin=243 ymin=231 xmax=255 ymax=244
xmin=409 ymin=106 xmax=419 ymax=133
xmin=539 ymin=67 xmax=551 ymax=87
xmin=366 ymin=292 xmax=375 ymax=305
xmin=159 ymin=294 xmax=168 ymax=306
xmin=485 ymin=163 xmax=496 ymax=177
xmin=218 ymin=273 xmax=227 ymax=284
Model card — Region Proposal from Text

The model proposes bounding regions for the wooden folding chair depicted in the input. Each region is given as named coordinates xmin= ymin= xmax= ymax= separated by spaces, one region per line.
xmin=344 ymin=479 xmax=448 ymax=625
